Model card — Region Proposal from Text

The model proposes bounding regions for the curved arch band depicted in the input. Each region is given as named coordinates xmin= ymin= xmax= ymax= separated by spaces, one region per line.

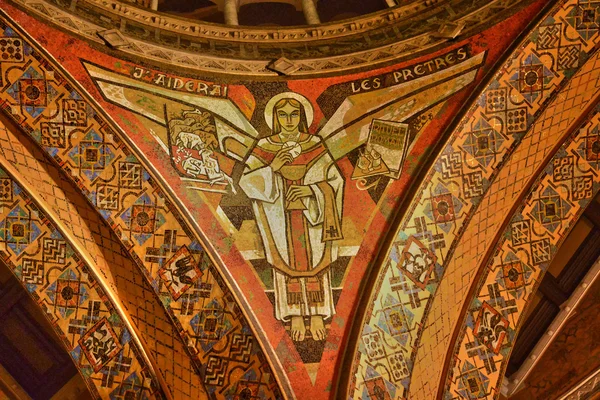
xmin=0 ymin=12 xmax=288 ymax=400
xmin=0 ymin=120 xmax=168 ymax=399
xmin=345 ymin=1 xmax=600 ymax=398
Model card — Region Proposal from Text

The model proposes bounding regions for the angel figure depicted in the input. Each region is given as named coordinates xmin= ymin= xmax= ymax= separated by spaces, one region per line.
xmin=88 ymin=59 xmax=466 ymax=341
xmin=239 ymin=93 xmax=344 ymax=342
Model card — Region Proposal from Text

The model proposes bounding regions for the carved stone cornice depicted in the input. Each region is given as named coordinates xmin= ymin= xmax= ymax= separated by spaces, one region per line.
xmin=8 ymin=0 xmax=533 ymax=76
xmin=82 ymin=0 xmax=446 ymax=43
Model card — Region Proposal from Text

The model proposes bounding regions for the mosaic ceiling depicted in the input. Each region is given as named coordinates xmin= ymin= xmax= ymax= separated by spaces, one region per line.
xmin=0 ymin=0 xmax=599 ymax=399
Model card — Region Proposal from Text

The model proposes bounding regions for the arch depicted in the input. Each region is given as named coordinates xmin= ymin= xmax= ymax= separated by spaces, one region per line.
xmin=0 ymin=117 xmax=208 ymax=398
xmin=0 ymin=122 xmax=163 ymax=398
xmin=344 ymin=0 xmax=600 ymax=399
xmin=445 ymin=75 xmax=600 ymax=399
xmin=0 ymin=13 xmax=287 ymax=399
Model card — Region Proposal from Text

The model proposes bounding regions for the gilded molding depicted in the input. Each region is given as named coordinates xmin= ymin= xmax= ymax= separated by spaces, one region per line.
xmin=561 ymin=366 xmax=600 ymax=400
xmin=9 ymin=0 xmax=530 ymax=76
xmin=0 ymin=119 xmax=166 ymax=399
xmin=345 ymin=0 xmax=600 ymax=398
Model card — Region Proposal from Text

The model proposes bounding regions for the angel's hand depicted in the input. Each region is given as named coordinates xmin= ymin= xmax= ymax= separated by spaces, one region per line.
xmin=270 ymin=148 xmax=293 ymax=172
xmin=286 ymin=185 xmax=313 ymax=202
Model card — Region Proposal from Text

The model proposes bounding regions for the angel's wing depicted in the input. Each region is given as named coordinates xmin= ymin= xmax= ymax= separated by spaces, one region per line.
xmin=84 ymin=62 xmax=257 ymax=162
xmin=318 ymin=51 xmax=486 ymax=161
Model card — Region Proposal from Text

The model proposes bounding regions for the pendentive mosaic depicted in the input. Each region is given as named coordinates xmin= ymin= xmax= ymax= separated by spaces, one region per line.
xmin=349 ymin=1 xmax=600 ymax=399
xmin=0 ymin=162 xmax=158 ymax=399
xmin=0 ymin=0 xmax=561 ymax=397
xmin=0 ymin=17 xmax=282 ymax=399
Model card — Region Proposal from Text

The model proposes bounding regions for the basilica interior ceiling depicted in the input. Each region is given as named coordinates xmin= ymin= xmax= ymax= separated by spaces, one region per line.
xmin=0 ymin=0 xmax=599 ymax=399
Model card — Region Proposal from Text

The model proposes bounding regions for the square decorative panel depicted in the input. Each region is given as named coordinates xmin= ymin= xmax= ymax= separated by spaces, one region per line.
xmin=473 ymin=302 xmax=509 ymax=354
xmin=397 ymin=237 xmax=437 ymax=289
xmin=159 ymin=245 xmax=202 ymax=300
xmin=79 ymin=318 xmax=122 ymax=372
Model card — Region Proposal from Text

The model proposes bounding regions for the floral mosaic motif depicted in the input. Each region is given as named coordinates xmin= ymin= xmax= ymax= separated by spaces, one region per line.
xmin=508 ymin=53 xmax=556 ymax=106
xmin=67 ymin=128 xmax=115 ymax=181
xmin=461 ymin=118 xmax=507 ymax=167
xmin=500 ymin=261 xmax=526 ymax=291
xmin=0 ymin=204 xmax=41 ymax=255
xmin=119 ymin=193 xmax=167 ymax=246
xmin=0 ymin=20 xmax=281 ymax=399
xmin=5 ymin=66 xmax=58 ymax=118
xmin=0 ymin=170 xmax=157 ymax=398
xmin=45 ymin=269 xmax=89 ymax=318
xmin=351 ymin=1 xmax=600 ymax=398
xmin=423 ymin=183 xmax=465 ymax=232
xmin=529 ymin=185 xmax=573 ymax=232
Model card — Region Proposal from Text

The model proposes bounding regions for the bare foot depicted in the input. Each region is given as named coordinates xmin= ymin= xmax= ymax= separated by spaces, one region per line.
xmin=291 ymin=316 xmax=306 ymax=341
xmin=310 ymin=315 xmax=326 ymax=341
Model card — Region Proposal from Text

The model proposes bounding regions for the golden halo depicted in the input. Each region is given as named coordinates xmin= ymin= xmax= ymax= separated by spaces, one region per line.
xmin=264 ymin=92 xmax=314 ymax=130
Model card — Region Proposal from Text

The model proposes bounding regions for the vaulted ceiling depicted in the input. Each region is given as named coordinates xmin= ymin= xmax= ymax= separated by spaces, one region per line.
xmin=0 ymin=0 xmax=598 ymax=399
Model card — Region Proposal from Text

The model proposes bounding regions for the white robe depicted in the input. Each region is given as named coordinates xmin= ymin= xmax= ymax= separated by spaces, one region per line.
xmin=239 ymin=135 xmax=344 ymax=321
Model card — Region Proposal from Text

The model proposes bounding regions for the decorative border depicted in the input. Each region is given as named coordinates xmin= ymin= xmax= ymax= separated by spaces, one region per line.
xmin=0 ymin=11 xmax=287 ymax=400
xmin=346 ymin=0 xmax=600 ymax=399
xmin=7 ymin=0 xmax=533 ymax=76
xmin=446 ymin=98 xmax=600 ymax=398
xmin=0 ymin=154 xmax=160 ymax=399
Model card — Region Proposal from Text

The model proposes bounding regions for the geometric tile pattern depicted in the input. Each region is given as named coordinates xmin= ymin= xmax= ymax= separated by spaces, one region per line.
xmin=0 ymin=170 xmax=158 ymax=399
xmin=0 ymin=120 xmax=208 ymax=398
xmin=413 ymin=38 xmax=600 ymax=400
xmin=446 ymin=109 xmax=600 ymax=399
xmin=0 ymin=18 xmax=281 ymax=400
xmin=349 ymin=1 xmax=600 ymax=398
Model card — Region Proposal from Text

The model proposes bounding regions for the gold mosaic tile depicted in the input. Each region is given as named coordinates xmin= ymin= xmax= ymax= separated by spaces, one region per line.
xmin=0 ymin=122 xmax=161 ymax=399
xmin=0 ymin=16 xmax=282 ymax=400
xmin=348 ymin=0 xmax=600 ymax=398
